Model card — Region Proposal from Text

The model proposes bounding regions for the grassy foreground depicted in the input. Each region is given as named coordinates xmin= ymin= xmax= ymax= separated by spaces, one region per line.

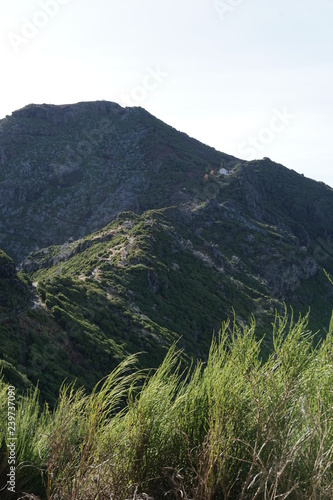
xmin=1 ymin=311 xmax=333 ymax=499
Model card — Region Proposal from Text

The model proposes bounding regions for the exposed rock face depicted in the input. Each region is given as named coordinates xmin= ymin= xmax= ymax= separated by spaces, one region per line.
xmin=302 ymin=257 xmax=318 ymax=278
xmin=261 ymin=257 xmax=318 ymax=298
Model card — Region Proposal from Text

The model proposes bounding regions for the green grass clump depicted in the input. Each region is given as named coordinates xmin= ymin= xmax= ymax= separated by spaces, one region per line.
xmin=1 ymin=311 xmax=333 ymax=499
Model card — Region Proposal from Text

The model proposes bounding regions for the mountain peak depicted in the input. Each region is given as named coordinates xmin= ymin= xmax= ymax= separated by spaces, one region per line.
xmin=0 ymin=101 xmax=234 ymax=261
xmin=9 ymin=100 xmax=127 ymax=123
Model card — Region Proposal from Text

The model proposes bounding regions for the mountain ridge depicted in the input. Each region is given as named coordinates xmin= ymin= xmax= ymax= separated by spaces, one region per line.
xmin=0 ymin=101 xmax=332 ymax=403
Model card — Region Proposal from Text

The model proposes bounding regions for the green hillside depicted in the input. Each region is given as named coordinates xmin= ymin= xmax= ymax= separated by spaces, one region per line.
xmin=1 ymin=193 xmax=332 ymax=403
xmin=0 ymin=101 xmax=333 ymax=498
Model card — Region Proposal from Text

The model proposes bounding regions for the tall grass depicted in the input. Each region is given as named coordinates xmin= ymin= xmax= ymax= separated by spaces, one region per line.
xmin=1 ymin=311 xmax=333 ymax=499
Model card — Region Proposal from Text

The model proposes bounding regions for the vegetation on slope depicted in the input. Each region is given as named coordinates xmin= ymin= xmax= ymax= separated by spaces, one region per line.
xmin=0 ymin=102 xmax=235 ymax=262
xmin=1 ymin=190 xmax=332 ymax=405
xmin=0 ymin=103 xmax=333 ymax=498
xmin=1 ymin=311 xmax=333 ymax=499
xmin=0 ymin=250 xmax=31 ymax=314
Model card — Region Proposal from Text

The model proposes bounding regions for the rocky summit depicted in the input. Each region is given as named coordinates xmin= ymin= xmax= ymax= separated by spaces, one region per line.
xmin=0 ymin=101 xmax=333 ymax=402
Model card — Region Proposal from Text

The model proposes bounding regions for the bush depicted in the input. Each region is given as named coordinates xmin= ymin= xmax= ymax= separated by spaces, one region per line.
xmin=1 ymin=311 xmax=333 ymax=499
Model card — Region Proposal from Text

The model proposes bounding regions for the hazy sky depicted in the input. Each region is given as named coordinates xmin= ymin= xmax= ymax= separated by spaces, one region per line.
xmin=1 ymin=0 xmax=332 ymax=186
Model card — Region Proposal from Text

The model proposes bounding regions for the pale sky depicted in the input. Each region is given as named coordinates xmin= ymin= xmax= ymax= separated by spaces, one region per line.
xmin=1 ymin=0 xmax=332 ymax=186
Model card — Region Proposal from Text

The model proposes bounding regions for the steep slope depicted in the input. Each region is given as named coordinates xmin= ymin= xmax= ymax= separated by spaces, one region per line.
xmin=9 ymin=190 xmax=331 ymax=402
xmin=218 ymin=159 xmax=333 ymax=248
xmin=0 ymin=249 xmax=34 ymax=391
xmin=0 ymin=101 xmax=235 ymax=262
xmin=0 ymin=102 xmax=333 ymax=404
xmin=0 ymin=249 xmax=31 ymax=314
xmin=215 ymin=160 xmax=333 ymax=317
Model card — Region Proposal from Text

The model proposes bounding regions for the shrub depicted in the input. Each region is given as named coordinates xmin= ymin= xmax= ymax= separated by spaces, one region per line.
xmin=1 ymin=311 xmax=333 ymax=499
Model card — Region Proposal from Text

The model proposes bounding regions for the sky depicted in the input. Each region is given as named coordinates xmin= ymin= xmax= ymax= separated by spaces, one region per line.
xmin=1 ymin=0 xmax=332 ymax=187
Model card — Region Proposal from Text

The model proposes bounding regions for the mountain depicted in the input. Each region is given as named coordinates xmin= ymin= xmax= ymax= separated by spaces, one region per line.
xmin=0 ymin=101 xmax=333 ymax=403
xmin=0 ymin=101 xmax=235 ymax=262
